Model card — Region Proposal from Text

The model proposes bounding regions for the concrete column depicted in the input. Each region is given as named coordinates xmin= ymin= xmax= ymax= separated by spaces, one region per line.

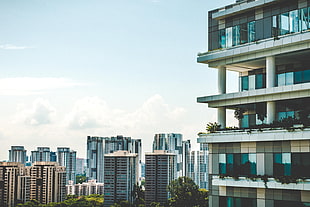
xmin=218 ymin=66 xmax=226 ymax=94
xmin=218 ymin=107 xmax=226 ymax=129
xmin=266 ymin=56 xmax=276 ymax=124
xmin=218 ymin=66 xmax=226 ymax=129
xmin=267 ymin=101 xmax=276 ymax=124
xmin=266 ymin=56 xmax=276 ymax=88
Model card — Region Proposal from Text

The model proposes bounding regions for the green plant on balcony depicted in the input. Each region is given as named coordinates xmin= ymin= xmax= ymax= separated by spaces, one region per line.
xmin=206 ymin=122 xmax=221 ymax=133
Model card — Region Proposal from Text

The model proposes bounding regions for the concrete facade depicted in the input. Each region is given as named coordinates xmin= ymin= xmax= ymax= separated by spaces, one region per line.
xmin=198 ymin=0 xmax=310 ymax=206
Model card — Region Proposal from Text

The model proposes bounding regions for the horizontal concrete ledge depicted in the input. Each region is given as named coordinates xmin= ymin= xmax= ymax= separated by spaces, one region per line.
xmin=212 ymin=176 xmax=310 ymax=191
xmin=197 ymin=128 xmax=310 ymax=144
xmin=197 ymin=83 xmax=310 ymax=108
xmin=212 ymin=0 xmax=279 ymax=20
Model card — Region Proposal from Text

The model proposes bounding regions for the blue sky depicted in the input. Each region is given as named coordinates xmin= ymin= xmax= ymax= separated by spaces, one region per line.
xmin=0 ymin=0 xmax=237 ymax=159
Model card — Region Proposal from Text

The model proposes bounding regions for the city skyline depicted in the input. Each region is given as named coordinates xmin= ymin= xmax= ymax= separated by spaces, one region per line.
xmin=0 ymin=0 xmax=237 ymax=160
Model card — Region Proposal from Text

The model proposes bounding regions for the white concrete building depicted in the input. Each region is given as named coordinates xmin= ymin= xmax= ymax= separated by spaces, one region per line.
xmin=197 ymin=0 xmax=310 ymax=206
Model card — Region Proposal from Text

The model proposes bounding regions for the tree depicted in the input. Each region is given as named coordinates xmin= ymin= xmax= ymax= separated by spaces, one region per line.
xmin=167 ymin=177 xmax=208 ymax=207
xmin=133 ymin=183 xmax=145 ymax=207
xmin=76 ymin=174 xmax=87 ymax=184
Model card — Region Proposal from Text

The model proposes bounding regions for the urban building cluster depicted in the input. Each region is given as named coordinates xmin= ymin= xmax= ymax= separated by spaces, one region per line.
xmin=0 ymin=134 xmax=208 ymax=206
xmin=197 ymin=0 xmax=310 ymax=206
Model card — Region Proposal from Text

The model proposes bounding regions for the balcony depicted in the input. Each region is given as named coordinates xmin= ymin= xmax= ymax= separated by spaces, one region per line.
xmin=212 ymin=175 xmax=310 ymax=191
xmin=198 ymin=126 xmax=310 ymax=144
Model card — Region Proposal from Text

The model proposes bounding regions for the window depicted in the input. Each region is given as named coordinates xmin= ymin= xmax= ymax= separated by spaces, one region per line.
xmin=289 ymin=10 xmax=300 ymax=33
xmin=220 ymin=196 xmax=257 ymax=207
xmin=248 ymin=75 xmax=255 ymax=90
xmin=273 ymin=153 xmax=291 ymax=176
xmin=226 ymin=27 xmax=233 ymax=48
xmin=292 ymin=153 xmax=310 ymax=177
xmin=241 ymin=154 xmax=257 ymax=176
xmin=219 ymin=29 xmax=226 ymax=49
xmin=240 ymin=23 xmax=248 ymax=44
xmin=232 ymin=25 xmax=240 ymax=46
xmin=280 ymin=12 xmax=290 ymax=35
xmin=255 ymin=74 xmax=265 ymax=89
xmin=300 ymin=8 xmax=309 ymax=31
xmin=248 ymin=21 xmax=256 ymax=42
xmin=241 ymin=76 xmax=248 ymax=91
xmin=219 ymin=153 xmax=256 ymax=176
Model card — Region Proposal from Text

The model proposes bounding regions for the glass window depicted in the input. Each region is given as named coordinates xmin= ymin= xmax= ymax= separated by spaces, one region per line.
xmin=219 ymin=29 xmax=226 ymax=49
xmin=272 ymin=15 xmax=279 ymax=37
xmin=303 ymin=70 xmax=310 ymax=82
xmin=287 ymin=111 xmax=295 ymax=118
xmin=241 ymin=115 xmax=249 ymax=128
xmin=300 ymin=8 xmax=309 ymax=31
xmin=289 ymin=10 xmax=300 ymax=33
xmin=219 ymin=154 xmax=226 ymax=174
xmin=286 ymin=72 xmax=294 ymax=85
xmin=241 ymin=153 xmax=257 ymax=176
xmin=226 ymin=27 xmax=233 ymax=48
xmin=280 ymin=12 xmax=290 ymax=35
xmin=274 ymin=153 xmax=291 ymax=176
xmin=241 ymin=76 xmax=249 ymax=91
xmin=233 ymin=25 xmax=240 ymax=46
xmin=277 ymin=73 xmax=286 ymax=86
xmin=227 ymin=154 xmax=234 ymax=175
xmin=292 ymin=153 xmax=310 ymax=177
xmin=255 ymin=74 xmax=265 ymax=89
xmin=248 ymin=75 xmax=255 ymax=90
xmin=294 ymin=71 xmax=303 ymax=84
xmin=240 ymin=23 xmax=248 ymax=44
xmin=248 ymin=21 xmax=256 ymax=42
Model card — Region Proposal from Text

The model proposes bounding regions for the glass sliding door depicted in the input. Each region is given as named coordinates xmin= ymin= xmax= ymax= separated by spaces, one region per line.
xmin=248 ymin=21 xmax=255 ymax=42
xmin=226 ymin=27 xmax=233 ymax=48
xmin=289 ymin=10 xmax=299 ymax=33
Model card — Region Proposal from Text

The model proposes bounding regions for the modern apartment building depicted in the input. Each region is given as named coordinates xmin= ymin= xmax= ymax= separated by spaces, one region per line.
xmin=145 ymin=150 xmax=176 ymax=206
xmin=152 ymin=133 xmax=191 ymax=177
xmin=57 ymin=147 xmax=77 ymax=184
xmin=66 ymin=179 xmax=104 ymax=196
xmin=28 ymin=162 xmax=66 ymax=204
xmin=76 ymin=158 xmax=86 ymax=175
xmin=86 ymin=135 xmax=142 ymax=183
xmin=9 ymin=146 xmax=27 ymax=164
xmin=0 ymin=162 xmax=23 ymax=207
xmin=104 ymin=151 xmax=138 ymax=207
xmin=0 ymin=161 xmax=66 ymax=206
xmin=197 ymin=0 xmax=310 ymax=206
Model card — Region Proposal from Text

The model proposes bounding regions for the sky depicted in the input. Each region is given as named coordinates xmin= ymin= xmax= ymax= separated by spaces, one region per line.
xmin=0 ymin=0 xmax=238 ymax=160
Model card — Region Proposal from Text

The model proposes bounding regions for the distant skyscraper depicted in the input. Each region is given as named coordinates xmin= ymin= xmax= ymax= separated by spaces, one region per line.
xmin=57 ymin=147 xmax=77 ymax=184
xmin=9 ymin=146 xmax=27 ymax=164
xmin=0 ymin=162 xmax=23 ymax=207
xmin=188 ymin=145 xmax=208 ymax=189
xmin=145 ymin=150 xmax=176 ymax=206
xmin=76 ymin=158 xmax=86 ymax=175
xmin=104 ymin=151 xmax=138 ymax=207
xmin=31 ymin=147 xmax=51 ymax=163
xmin=152 ymin=133 xmax=190 ymax=177
xmin=86 ymin=135 xmax=142 ymax=182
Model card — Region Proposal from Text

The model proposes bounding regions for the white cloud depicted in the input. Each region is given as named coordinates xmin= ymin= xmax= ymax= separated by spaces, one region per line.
xmin=0 ymin=44 xmax=33 ymax=50
xmin=0 ymin=77 xmax=82 ymax=96
xmin=14 ymin=98 xmax=56 ymax=126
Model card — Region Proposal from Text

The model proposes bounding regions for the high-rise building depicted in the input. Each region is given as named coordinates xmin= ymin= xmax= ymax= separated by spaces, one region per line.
xmin=197 ymin=0 xmax=310 ymax=206
xmin=9 ymin=146 xmax=27 ymax=164
xmin=76 ymin=158 xmax=86 ymax=175
xmin=86 ymin=135 xmax=142 ymax=182
xmin=57 ymin=147 xmax=77 ymax=184
xmin=28 ymin=162 xmax=66 ymax=204
xmin=145 ymin=150 xmax=176 ymax=206
xmin=31 ymin=147 xmax=52 ymax=163
xmin=0 ymin=162 xmax=23 ymax=207
xmin=104 ymin=151 xmax=138 ymax=207
xmin=152 ymin=133 xmax=190 ymax=177
xmin=188 ymin=145 xmax=208 ymax=189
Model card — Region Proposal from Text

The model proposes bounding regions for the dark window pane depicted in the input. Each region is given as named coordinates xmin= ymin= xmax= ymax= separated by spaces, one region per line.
xmin=303 ymin=70 xmax=310 ymax=83
xmin=294 ymin=71 xmax=303 ymax=84
xmin=241 ymin=76 xmax=249 ymax=91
